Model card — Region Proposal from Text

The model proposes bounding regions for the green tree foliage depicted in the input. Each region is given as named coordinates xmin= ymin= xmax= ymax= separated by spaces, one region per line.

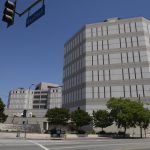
xmin=0 ymin=98 xmax=7 ymax=123
xmin=93 ymin=110 xmax=113 ymax=131
xmin=142 ymin=109 xmax=150 ymax=138
xmin=45 ymin=108 xmax=70 ymax=125
xmin=132 ymin=104 xmax=150 ymax=138
xmin=107 ymin=97 xmax=134 ymax=134
xmin=71 ymin=108 xmax=92 ymax=131
xmin=107 ymin=97 xmax=150 ymax=138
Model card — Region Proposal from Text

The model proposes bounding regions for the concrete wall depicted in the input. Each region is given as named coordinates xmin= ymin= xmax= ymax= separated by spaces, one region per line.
xmin=0 ymin=123 xmax=41 ymax=133
xmin=5 ymin=109 xmax=47 ymax=117
xmin=5 ymin=117 xmax=48 ymax=132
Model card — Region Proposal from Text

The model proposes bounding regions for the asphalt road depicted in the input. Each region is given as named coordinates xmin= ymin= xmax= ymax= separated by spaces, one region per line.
xmin=0 ymin=138 xmax=150 ymax=150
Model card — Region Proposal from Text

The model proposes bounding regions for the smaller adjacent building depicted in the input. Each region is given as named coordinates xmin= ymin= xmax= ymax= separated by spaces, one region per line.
xmin=6 ymin=82 xmax=62 ymax=117
xmin=5 ymin=82 xmax=62 ymax=133
xmin=33 ymin=82 xmax=62 ymax=110
xmin=7 ymin=88 xmax=34 ymax=110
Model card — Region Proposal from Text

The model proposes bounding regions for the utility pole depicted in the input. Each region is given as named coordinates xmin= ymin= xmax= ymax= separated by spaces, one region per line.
xmin=24 ymin=84 xmax=34 ymax=139
xmin=2 ymin=0 xmax=45 ymax=28
xmin=2 ymin=0 xmax=17 ymax=27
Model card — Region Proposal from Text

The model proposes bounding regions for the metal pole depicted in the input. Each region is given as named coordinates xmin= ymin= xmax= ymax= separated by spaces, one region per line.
xmin=28 ymin=84 xmax=34 ymax=110
xmin=24 ymin=84 xmax=34 ymax=139
xmin=25 ymin=122 xmax=26 ymax=139
xmin=15 ymin=0 xmax=44 ymax=17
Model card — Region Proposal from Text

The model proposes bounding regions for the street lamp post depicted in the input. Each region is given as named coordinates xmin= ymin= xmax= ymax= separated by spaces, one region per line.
xmin=28 ymin=84 xmax=34 ymax=110
xmin=24 ymin=83 xmax=34 ymax=139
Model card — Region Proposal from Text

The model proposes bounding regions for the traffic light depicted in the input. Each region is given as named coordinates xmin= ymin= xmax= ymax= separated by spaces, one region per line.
xmin=2 ymin=0 xmax=16 ymax=27
xmin=23 ymin=110 xmax=27 ymax=118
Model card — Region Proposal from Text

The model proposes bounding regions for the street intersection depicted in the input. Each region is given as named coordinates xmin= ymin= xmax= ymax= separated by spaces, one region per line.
xmin=0 ymin=138 xmax=150 ymax=150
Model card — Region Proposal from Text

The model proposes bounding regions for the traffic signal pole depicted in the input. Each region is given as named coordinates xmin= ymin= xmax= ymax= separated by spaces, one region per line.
xmin=24 ymin=84 xmax=34 ymax=139
xmin=2 ymin=0 xmax=45 ymax=28
xmin=2 ymin=0 xmax=17 ymax=27
xmin=15 ymin=0 xmax=44 ymax=17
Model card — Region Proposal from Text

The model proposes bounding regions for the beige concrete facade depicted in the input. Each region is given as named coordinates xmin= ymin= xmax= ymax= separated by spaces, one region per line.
xmin=63 ymin=17 xmax=150 ymax=114
xmin=7 ymin=82 xmax=62 ymax=115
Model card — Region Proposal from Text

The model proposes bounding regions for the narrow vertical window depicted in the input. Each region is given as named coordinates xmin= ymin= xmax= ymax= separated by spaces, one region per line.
xmin=129 ymin=85 xmax=132 ymax=97
xmin=110 ymin=86 xmax=112 ymax=97
xmin=140 ymin=67 xmax=143 ymax=79
xmin=128 ymin=68 xmax=130 ymax=80
xmin=134 ymin=68 xmax=136 ymax=79
xmin=136 ymin=85 xmax=138 ymax=97
xmin=118 ymin=24 xmax=120 ymax=34
xmin=123 ymin=85 xmax=125 ymax=97
xmin=122 ymin=68 xmax=124 ymax=80
xmin=98 ymin=87 xmax=100 ymax=98
xmin=142 ymin=84 xmax=145 ymax=97
xmin=104 ymin=86 xmax=105 ymax=98
xmin=92 ymin=87 xmax=94 ymax=99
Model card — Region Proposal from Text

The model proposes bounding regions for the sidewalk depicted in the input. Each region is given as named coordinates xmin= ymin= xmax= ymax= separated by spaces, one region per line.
xmin=0 ymin=132 xmax=111 ymax=140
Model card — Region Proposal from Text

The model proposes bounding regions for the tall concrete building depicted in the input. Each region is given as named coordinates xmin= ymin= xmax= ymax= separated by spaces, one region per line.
xmin=63 ymin=17 xmax=150 ymax=114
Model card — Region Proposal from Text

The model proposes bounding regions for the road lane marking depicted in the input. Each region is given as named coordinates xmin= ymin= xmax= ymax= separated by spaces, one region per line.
xmin=28 ymin=140 xmax=50 ymax=150
xmin=49 ymin=142 xmax=150 ymax=150
xmin=119 ymin=149 xmax=150 ymax=150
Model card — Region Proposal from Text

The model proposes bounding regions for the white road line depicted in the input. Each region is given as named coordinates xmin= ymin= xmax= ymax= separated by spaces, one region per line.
xmin=28 ymin=140 xmax=50 ymax=150
xmin=50 ymin=142 xmax=150 ymax=150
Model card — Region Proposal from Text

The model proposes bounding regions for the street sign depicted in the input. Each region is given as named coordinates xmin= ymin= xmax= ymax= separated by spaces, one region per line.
xmin=26 ymin=4 xmax=45 ymax=27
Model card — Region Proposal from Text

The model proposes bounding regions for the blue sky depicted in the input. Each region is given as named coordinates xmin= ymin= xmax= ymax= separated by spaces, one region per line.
xmin=0 ymin=0 xmax=150 ymax=104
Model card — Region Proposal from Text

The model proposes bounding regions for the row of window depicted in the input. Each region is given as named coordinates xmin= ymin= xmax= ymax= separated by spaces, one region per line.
xmin=11 ymin=91 xmax=34 ymax=94
xmin=33 ymin=100 xmax=47 ymax=104
xmin=64 ymin=50 xmax=149 ymax=79
xmin=34 ymin=95 xmax=48 ymax=99
xmin=65 ymin=31 xmax=85 ymax=55
xmin=34 ymin=89 xmax=59 ymax=93
xmin=33 ymin=105 xmax=47 ymax=109
xmin=86 ymin=21 xmax=149 ymax=37
xmin=64 ymin=59 xmax=83 ymax=78
xmin=86 ymin=50 xmax=149 ymax=66
xmin=64 ymin=72 xmax=83 ymax=90
xmin=64 ymin=66 xmax=150 ymax=90
xmin=86 ymin=36 xmax=149 ymax=51
xmin=86 ymin=67 xmax=150 ymax=81
xmin=64 ymin=35 xmax=149 ymax=67
xmin=63 ymin=84 xmax=150 ymax=104
xmin=63 ymin=88 xmax=83 ymax=104
xmin=65 ymin=21 xmax=150 ymax=56
xmin=85 ymin=85 xmax=150 ymax=99
xmin=50 ymin=89 xmax=61 ymax=93
xmin=64 ymin=44 xmax=84 ymax=65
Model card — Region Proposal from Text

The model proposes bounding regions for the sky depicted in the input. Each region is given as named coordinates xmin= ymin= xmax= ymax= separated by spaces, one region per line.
xmin=0 ymin=0 xmax=150 ymax=104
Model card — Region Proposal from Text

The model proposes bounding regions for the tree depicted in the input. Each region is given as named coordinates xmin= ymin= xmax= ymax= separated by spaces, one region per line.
xmin=107 ymin=97 xmax=150 ymax=138
xmin=0 ymin=98 xmax=7 ymax=123
xmin=71 ymin=108 xmax=92 ymax=132
xmin=45 ymin=108 xmax=70 ymax=126
xmin=93 ymin=110 xmax=113 ymax=131
xmin=142 ymin=109 xmax=150 ymax=138
xmin=132 ymin=104 xmax=150 ymax=138
xmin=107 ymin=97 xmax=135 ymax=136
